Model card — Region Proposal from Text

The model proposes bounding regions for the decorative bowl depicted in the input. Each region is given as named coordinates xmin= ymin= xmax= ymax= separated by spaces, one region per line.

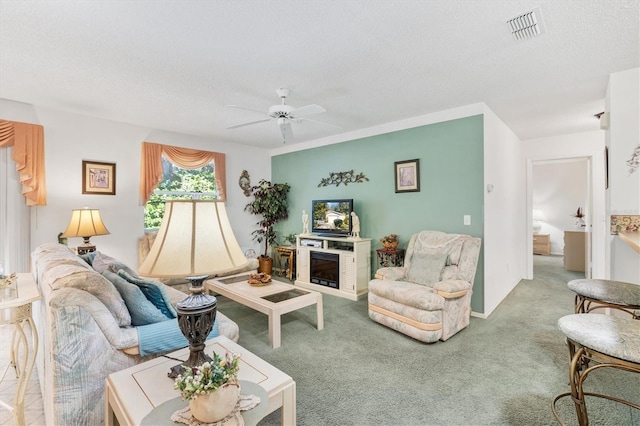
xmin=0 ymin=273 xmax=17 ymax=289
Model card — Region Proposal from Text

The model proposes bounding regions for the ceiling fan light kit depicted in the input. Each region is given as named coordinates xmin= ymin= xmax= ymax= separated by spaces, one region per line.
xmin=227 ymin=88 xmax=337 ymax=143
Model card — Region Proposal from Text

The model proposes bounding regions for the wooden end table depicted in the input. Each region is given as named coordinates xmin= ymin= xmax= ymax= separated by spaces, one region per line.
xmin=274 ymin=246 xmax=296 ymax=281
xmin=376 ymin=248 xmax=405 ymax=268
xmin=105 ymin=335 xmax=296 ymax=425
xmin=206 ymin=275 xmax=323 ymax=349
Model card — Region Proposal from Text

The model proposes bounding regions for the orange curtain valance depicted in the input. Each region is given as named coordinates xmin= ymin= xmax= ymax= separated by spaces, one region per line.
xmin=139 ymin=142 xmax=226 ymax=205
xmin=0 ymin=119 xmax=47 ymax=206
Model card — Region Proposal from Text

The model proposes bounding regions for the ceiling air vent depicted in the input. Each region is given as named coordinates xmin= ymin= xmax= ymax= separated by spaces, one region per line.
xmin=507 ymin=7 xmax=545 ymax=41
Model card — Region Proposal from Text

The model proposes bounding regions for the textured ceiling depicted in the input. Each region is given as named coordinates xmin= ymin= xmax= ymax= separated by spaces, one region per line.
xmin=0 ymin=1 xmax=638 ymax=149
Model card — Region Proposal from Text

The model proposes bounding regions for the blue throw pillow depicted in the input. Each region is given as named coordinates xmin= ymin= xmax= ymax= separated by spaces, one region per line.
xmin=137 ymin=317 xmax=220 ymax=356
xmin=102 ymin=271 xmax=169 ymax=326
xmin=117 ymin=270 xmax=177 ymax=319
xmin=78 ymin=252 xmax=96 ymax=266
xmin=91 ymin=251 xmax=138 ymax=277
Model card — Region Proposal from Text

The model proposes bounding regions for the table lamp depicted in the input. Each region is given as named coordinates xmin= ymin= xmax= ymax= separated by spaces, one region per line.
xmin=532 ymin=209 xmax=546 ymax=234
xmin=61 ymin=208 xmax=110 ymax=254
xmin=138 ymin=200 xmax=248 ymax=377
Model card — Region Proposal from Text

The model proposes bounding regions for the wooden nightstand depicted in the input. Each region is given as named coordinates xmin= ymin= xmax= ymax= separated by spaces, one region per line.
xmin=533 ymin=233 xmax=550 ymax=255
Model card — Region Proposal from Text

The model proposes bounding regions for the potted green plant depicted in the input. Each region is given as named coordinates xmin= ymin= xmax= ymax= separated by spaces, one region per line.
xmin=281 ymin=233 xmax=297 ymax=246
xmin=245 ymin=179 xmax=291 ymax=274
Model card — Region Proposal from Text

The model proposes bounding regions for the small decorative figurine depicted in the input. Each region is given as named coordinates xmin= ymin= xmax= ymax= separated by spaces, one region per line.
xmin=350 ymin=211 xmax=361 ymax=238
xmin=302 ymin=210 xmax=310 ymax=234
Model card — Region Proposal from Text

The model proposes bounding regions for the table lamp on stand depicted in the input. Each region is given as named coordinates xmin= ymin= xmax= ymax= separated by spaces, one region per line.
xmin=138 ymin=200 xmax=248 ymax=377
xmin=61 ymin=208 xmax=110 ymax=254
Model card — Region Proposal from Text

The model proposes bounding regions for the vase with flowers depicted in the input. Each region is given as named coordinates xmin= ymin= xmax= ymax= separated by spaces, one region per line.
xmin=571 ymin=207 xmax=586 ymax=229
xmin=174 ymin=351 xmax=241 ymax=423
xmin=379 ymin=234 xmax=399 ymax=250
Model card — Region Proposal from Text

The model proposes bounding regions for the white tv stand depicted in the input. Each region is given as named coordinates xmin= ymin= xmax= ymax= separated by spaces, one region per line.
xmin=295 ymin=234 xmax=371 ymax=301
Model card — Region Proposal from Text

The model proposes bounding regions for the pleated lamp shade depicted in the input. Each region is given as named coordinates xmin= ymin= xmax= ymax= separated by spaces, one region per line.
xmin=61 ymin=208 xmax=110 ymax=253
xmin=62 ymin=208 xmax=110 ymax=238
xmin=138 ymin=200 xmax=247 ymax=278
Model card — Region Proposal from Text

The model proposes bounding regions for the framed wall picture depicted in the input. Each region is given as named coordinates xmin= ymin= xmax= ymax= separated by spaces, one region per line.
xmin=82 ymin=160 xmax=116 ymax=195
xmin=394 ymin=159 xmax=420 ymax=193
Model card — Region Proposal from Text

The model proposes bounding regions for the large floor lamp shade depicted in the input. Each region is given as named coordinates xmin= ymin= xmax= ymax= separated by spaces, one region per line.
xmin=138 ymin=200 xmax=248 ymax=377
xmin=61 ymin=208 xmax=110 ymax=254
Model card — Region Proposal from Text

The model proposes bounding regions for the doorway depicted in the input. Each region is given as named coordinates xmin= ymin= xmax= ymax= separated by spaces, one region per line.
xmin=528 ymin=157 xmax=592 ymax=280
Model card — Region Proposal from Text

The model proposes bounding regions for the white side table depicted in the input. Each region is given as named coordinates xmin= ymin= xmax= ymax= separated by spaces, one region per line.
xmin=106 ymin=335 xmax=296 ymax=425
xmin=0 ymin=273 xmax=41 ymax=426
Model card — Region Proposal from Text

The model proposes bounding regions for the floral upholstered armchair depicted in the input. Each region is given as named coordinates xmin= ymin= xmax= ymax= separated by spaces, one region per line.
xmin=368 ymin=230 xmax=481 ymax=343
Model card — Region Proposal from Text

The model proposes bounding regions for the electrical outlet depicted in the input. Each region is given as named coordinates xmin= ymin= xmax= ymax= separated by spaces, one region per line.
xmin=464 ymin=215 xmax=471 ymax=226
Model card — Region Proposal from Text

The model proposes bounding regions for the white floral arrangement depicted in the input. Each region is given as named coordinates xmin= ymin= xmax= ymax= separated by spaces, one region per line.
xmin=174 ymin=351 xmax=240 ymax=401
xmin=0 ymin=273 xmax=17 ymax=289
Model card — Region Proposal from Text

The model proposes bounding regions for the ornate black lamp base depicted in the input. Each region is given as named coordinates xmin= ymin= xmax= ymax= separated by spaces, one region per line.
xmin=167 ymin=275 xmax=217 ymax=378
xmin=77 ymin=237 xmax=97 ymax=255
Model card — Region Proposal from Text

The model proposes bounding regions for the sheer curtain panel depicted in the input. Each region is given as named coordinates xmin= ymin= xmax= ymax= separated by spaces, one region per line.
xmin=0 ymin=147 xmax=31 ymax=273
xmin=0 ymin=119 xmax=45 ymax=273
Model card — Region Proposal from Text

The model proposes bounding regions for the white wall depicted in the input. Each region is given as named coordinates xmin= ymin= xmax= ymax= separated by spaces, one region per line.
xmin=533 ymin=159 xmax=589 ymax=255
xmin=1 ymin=98 xmax=271 ymax=269
xmin=482 ymin=106 xmax=526 ymax=317
xmin=523 ymin=131 xmax=606 ymax=279
xmin=606 ymin=67 xmax=640 ymax=283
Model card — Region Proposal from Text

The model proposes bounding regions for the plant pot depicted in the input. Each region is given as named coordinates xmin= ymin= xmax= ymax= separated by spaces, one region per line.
xmin=258 ymin=256 xmax=273 ymax=275
xmin=189 ymin=383 xmax=240 ymax=423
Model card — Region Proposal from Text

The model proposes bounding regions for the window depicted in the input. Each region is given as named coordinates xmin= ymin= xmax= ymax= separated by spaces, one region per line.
xmin=144 ymin=157 xmax=218 ymax=229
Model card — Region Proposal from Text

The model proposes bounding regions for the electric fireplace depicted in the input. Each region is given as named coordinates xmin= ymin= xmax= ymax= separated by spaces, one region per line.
xmin=309 ymin=251 xmax=339 ymax=289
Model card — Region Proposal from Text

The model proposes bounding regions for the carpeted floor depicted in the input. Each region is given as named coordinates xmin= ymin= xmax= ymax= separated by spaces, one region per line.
xmin=1 ymin=256 xmax=636 ymax=425
xmin=216 ymin=255 xmax=640 ymax=426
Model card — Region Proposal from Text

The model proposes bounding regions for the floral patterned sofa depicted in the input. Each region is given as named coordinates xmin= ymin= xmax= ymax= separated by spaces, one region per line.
xmin=368 ymin=231 xmax=481 ymax=343
xmin=31 ymin=243 xmax=240 ymax=426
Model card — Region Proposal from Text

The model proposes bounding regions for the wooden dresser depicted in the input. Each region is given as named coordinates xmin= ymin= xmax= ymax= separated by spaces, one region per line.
xmin=564 ymin=230 xmax=586 ymax=272
xmin=533 ymin=233 xmax=551 ymax=255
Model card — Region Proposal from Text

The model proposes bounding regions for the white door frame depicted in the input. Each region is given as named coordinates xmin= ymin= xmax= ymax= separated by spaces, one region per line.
xmin=525 ymin=156 xmax=594 ymax=279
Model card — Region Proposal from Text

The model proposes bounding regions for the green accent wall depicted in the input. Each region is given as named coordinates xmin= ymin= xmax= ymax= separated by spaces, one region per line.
xmin=272 ymin=115 xmax=485 ymax=313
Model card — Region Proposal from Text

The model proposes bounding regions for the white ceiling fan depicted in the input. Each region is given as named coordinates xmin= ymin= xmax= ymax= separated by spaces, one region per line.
xmin=226 ymin=88 xmax=339 ymax=143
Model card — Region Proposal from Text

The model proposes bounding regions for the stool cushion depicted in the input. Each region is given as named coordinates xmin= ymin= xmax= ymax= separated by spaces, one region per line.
xmin=558 ymin=314 xmax=640 ymax=364
xmin=568 ymin=279 xmax=640 ymax=306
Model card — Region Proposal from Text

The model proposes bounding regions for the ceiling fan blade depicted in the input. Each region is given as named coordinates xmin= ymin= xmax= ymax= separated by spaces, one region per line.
xmin=297 ymin=116 xmax=342 ymax=129
xmin=226 ymin=104 xmax=269 ymax=116
xmin=227 ymin=118 xmax=271 ymax=129
xmin=280 ymin=120 xmax=294 ymax=143
xmin=289 ymin=104 xmax=326 ymax=118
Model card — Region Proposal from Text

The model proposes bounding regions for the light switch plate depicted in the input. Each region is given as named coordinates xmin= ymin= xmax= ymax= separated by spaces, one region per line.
xmin=464 ymin=215 xmax=471 ymax=225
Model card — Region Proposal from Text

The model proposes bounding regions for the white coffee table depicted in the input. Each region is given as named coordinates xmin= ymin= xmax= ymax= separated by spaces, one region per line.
xmin=105 ymin=335 xmax=296 ymax=425
xmin=206 ymin=275 xmax=324 ymax=349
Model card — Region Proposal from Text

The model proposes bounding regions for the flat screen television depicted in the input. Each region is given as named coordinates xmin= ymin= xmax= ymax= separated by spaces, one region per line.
xmin=311 ymin=199 xmax=353 ymax=237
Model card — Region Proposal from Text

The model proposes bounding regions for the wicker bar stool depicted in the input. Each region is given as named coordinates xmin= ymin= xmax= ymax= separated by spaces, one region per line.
xmin=552 ymin=314 xmax=640 ymax=425
xmin=568 ymin=279 xmax=640 ymax=319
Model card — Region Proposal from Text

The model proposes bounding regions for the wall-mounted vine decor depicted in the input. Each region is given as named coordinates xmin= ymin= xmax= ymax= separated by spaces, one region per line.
xmin=627 ymin=144 xmax=640 ymax=175
xmin=318 ymin=170 xmax=369 ymax=187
